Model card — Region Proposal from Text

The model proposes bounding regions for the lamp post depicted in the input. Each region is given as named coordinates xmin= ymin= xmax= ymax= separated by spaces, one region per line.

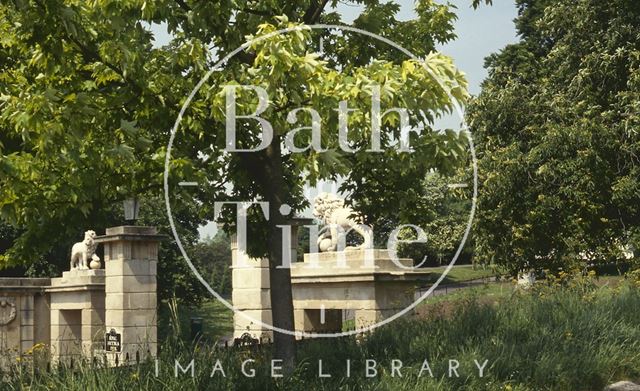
xmin=123 ymin=197 xmax=140 ymax=224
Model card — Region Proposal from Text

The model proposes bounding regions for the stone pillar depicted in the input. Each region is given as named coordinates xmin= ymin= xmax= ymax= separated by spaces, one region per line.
xmin=231 ymin=218 xmax=313 ymax=341
xmin=230 ymin=233 xmax=272 ymax=340
xmin=97 ymin=226 xmax=162 ymax=365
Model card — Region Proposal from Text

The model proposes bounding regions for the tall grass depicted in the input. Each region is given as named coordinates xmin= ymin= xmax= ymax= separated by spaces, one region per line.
xmin=5 ymin=282 xmax=640 ymax=390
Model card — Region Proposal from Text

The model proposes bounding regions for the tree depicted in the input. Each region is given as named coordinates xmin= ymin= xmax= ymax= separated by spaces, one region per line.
xmin=137 ymin=194 xmax=210 ymax=306
xmin=470 ymin=0 xmax=640 ymax=275
xmin=397 ymin=171 xmax=475 ymax=267
xmin=190 ymin=231 xmax=232 ymax=297
xmin=0 ymin=0 xmax=476 ymax=369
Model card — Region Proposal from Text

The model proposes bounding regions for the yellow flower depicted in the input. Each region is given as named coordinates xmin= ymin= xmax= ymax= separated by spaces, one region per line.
xmin=24 ymin=342 xmax=46 ymax=355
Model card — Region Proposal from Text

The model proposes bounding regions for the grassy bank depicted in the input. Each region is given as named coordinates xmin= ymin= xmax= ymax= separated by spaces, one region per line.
xmin=7 ymin=281 xmax=640 ymax=390
xmin=423 ymin=264 xmax=498 ymax=285
xmin=158 ymin=299 xmax=234 ymax=344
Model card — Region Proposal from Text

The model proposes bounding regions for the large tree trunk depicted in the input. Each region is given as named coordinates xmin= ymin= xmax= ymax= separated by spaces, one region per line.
xmin=267 ymin=217 xmax=297 ymax=372
xmin=246 ymin=138 xmax=297 ymax=373
xmin=231 ymin=2 xmax=333 ymax=371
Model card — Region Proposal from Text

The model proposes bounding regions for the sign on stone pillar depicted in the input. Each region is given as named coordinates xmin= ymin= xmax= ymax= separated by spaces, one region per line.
xmin=96 ymin=226 xmax=163 ymax=365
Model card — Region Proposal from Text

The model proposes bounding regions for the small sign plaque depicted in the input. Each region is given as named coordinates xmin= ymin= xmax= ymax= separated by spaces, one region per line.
xmin=105 ymin=328 xmax=121 ymax=352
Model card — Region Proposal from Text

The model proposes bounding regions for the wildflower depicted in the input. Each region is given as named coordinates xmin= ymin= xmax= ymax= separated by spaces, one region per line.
xmin=24 ymin=343 xmax=46 ymax=355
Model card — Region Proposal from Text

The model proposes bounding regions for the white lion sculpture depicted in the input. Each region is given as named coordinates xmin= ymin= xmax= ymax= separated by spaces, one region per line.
xmin=70 ymin=230 xmax=100 ymax=270
xmin=312 ymin=192 xmax=373 ymax=252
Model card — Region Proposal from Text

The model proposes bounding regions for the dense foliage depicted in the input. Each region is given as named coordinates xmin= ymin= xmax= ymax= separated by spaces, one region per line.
xmin=190 ymin=231 xmax=232 ymax=297
xmin=0 ymin=0 xmax=473 ymax=267
xmin=470 ymin=0 xmax=640 ymax=274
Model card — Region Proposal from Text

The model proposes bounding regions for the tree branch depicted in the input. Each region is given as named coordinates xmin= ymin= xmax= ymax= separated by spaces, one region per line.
xmin=174 ymin=0 xmax=191 ymax=12
xmin=243 ymin=8 xmax=274 ymax=17
xmin=303 ymin=0 xmax=330 ymax=24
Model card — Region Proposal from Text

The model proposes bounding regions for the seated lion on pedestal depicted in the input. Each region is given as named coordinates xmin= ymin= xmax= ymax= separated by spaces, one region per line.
xmin=312 ymin=192 xmax=373 ymax=252
xmin=70 ymin=230 xmax=100 ymax=270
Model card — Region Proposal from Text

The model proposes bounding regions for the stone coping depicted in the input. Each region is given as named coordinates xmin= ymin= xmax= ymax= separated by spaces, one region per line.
xmin=95 ymin=234 xmax=167 ymax=243
xmin=291 ymin=271 xmax=432 ymax=284
xmin=61 ymin=269 xmax=105 ymax=277
xmin=291 ymin=249 xmax=432 ymax=283
xmin=45 ymin=284 xmax=105 ymax=293
xmin=107 ymin=226 xmax=158 ymax=235
xmin=94 ymin=225 xmax=167 ymax=244
xmin=0 ymin=277 xmax=52 ymax=292
xmin=0 ymin=277 xmax=51 ymax=287
xmin=302 ymin=249 xmax=407 ymax=263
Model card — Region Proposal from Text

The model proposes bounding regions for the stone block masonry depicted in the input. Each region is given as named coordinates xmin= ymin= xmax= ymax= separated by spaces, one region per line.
xmin=96 ymin=226 xmax=163 ymax=366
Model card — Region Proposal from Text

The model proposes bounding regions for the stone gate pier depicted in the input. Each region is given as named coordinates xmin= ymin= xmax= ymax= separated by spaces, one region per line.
xmin=97 ymin=226 xmax=161 ymax=365
xmin=232 ymin=240 xmax=432 ymax=339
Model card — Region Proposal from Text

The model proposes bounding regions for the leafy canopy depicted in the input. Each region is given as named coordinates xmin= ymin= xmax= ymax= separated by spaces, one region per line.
xmin=0 ymin=0 xmax=475 ymax=266
xmin=470 ymin=0 xmax=640 ymax=274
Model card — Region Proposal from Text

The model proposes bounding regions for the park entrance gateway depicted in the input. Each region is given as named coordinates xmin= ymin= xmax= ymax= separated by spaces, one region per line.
xmin=0 ymin=225 xmax=161 ymax=368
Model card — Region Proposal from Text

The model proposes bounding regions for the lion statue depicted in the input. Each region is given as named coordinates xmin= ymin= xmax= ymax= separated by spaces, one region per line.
xmin=70 ymin=230 xmax=100 ymax=270
xmin=312 ymin=192 xmax=373 ymax=252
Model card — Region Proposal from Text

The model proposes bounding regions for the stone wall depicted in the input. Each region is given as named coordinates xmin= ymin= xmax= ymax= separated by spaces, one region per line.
xmin=47 ymin=269 xmax=105 ymax=363
xmin=0 ymin=278 xmax=51 ymax=368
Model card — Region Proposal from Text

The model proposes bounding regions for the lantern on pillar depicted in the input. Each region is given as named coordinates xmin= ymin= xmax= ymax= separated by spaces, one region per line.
xmin=123 ymin=198 xmax=140 ymax=223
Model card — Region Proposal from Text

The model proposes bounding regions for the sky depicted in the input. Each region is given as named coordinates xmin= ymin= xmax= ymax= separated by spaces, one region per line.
xmin=149 ymin=1 xmax=520 ymax=239
xmin=336 ymin=0 xmax=519 ymax=96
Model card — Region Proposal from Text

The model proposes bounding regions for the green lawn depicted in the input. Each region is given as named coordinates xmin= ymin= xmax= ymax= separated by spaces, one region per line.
xmin=594 ymin=274 xmax=626 ymax=286
xmin=422 ymin=264 xmax=498 ymax=285
xmin=159 ymin=299 xmax=234 ymax=343
xmin=189 ymin=300 xmax=234 ymax=342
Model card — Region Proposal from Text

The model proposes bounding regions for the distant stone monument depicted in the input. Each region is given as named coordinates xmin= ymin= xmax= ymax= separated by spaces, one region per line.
xmin=517 ymin=270 xmax=536 ymax=289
